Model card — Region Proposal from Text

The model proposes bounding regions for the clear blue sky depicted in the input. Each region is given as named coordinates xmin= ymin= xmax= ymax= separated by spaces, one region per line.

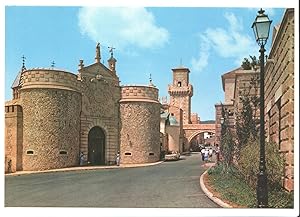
xmin=5 ymin=6 xmax=285 ymax=120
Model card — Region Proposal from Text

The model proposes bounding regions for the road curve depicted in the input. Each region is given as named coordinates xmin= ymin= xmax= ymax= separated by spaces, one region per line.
xmin=5 ymin=153 xmax=219 ymax=208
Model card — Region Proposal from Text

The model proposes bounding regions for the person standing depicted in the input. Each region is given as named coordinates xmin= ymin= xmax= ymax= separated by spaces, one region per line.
xmin=116 ymin=151 xmax=120 ymax=166
xmin=80 ymin=152 xmax=85 ymax=166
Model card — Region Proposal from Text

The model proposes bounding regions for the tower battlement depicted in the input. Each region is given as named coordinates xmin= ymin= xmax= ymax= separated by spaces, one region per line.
xmin=120 ymin=85 xmax=159 ymax=103
xmin=168 ymin=84 xmax=193 ymax=96
xmin=20 ymin=68 xmax=81 ymax=92
xmin=5 ymin=105 xmax=23 ymax=114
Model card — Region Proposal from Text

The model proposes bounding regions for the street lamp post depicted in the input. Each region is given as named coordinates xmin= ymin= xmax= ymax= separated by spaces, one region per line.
xmin=251 ymin=8 xmax=272 ymax=208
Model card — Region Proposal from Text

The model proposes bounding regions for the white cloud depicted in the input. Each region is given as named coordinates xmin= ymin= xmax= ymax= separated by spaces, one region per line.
xmin=78 ymin=7 xmax=169 ymax=51
xmin=191 ymin=35 xmax=210 ymax=73
xmin=191 ymin=12 xmax=257 ymax=73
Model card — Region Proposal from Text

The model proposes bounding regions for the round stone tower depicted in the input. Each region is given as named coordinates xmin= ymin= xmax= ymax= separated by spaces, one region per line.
xmin=19 ymin=68 xmax=82 ymax=171
xmin=120 ymin=85 xmax=161 ymax=164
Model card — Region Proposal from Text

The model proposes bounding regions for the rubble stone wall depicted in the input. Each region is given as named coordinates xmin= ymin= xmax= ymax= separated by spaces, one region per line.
xmin=120 ymin=85 xmax=160 ymax=164
xmin=20 ymin=88 xmax=81 ymax=171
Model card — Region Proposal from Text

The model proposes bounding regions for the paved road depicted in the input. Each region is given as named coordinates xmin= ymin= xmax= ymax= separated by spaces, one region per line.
xmin=5 ymin=152 xmax=219 ymax=208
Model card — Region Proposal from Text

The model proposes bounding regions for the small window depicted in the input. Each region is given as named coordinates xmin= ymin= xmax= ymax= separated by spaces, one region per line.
xmin=125 ymin=152 xmax=132 ymax=156
xmin=26 ymin=150 xmax=34 ymax=155
xmin=149 ymin=153 xmax=154 ymax=156
xmin=178 ymin=81 xmax=182 ymax=87
xmin=59 ymin=150 xmax=68 ymax=155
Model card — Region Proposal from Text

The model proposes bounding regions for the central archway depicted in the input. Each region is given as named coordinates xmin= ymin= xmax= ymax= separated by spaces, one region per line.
xmin=88 ymin=126 xmax=105 ymax=165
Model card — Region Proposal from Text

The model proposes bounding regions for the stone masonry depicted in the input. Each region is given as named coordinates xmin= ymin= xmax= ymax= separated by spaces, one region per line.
xmin=4 ymin=44 xmax=161 ymax=172
xmin=78 ymin=53 xmax=121 ymax=165
xmin=120 ymin=85 xmax=161 ymax=164
xmin=264 ymin=8 xmax=294 ymax=191
xmin=5 ymin=105 xmax=23 ymax=173
xmin=19 ymin=69 xmax=82 ymax=171
xmin=168 ymin=67 xmax=193 ymax=125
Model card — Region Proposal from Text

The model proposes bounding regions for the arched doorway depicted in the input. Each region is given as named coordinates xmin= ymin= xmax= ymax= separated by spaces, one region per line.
xmin=88 ymin=126 xmax=105 ymax=165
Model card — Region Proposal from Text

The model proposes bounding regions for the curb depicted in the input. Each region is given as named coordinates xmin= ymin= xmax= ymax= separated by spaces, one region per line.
xmin=5 ymin=161 xmax=164 ymax=177
xmin=199 ymin=165 xmax=233 ymax=208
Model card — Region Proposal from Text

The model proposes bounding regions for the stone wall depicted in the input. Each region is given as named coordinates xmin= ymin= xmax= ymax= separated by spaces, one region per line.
xmin=120 ymin=85 xmax=160 ymax=164
xmin=121 ymin=85 xmax=159 ymax=102
xmin=79 ymin=63 xmax=121 ymax=165
xmin=234 ymin=70 xmax=260 ymax=114
xmin=20 ymin=87 xmax=81 ymax=171
xmin=168 ymin=67 xmax=193 ymax=125
xmin=214 ymin=103 xmax=234 ymax=146
xmin=264 ymin=9 xmax=294 ymax=191
xmin=224 ymin=78 xmax=235 ymax=104
xmin=191 ymin=113 xmax=200 ymax=124
xmin=184 ymin=123 xmax=215 ymax=144
xmin=5 ymin=105 xmax=23 ymax=173
xmin=168 ymin=86 xmax=193 ymax=125
xmin=80 ymin=117 xmax=119 ymax=165
xmin=20 ymin=68 xmax=81 ymax=92
xmin=166 ymin=125 xmax=181 ymax=153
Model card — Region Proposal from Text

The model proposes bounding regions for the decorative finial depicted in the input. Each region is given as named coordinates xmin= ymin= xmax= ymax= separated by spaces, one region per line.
xmin=21 ymin=55 xmax=26 ymax=71
xmin=180 ymin=58 xmax=183 ymax=66
xmin=149 ymin=73 xmax=155 ymax=87
xmin=108 ymin=46 xmax=115 ymax=58
xmin=258 ymin=8 xmax=265 ymax=15
xmin=95 ymin=42 xmax=101 ymax=63
xmin=78 ymin=59 xmax=84 ymax=70
xmin=51 ymin=61 xmax=55 ymax=68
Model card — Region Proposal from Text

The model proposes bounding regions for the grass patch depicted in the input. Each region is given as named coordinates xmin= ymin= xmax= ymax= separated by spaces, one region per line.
xmin=207 ymin=163 xmax=294 ymax=208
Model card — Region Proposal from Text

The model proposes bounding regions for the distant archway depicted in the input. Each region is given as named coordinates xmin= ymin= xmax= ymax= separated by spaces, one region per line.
xmin=88 ymin=126 xmax=105 ymax=165
xmin=187 ymin=130 xmax=215 ymax=144
xmin=188 ymin=131 xmax=216 ymax=151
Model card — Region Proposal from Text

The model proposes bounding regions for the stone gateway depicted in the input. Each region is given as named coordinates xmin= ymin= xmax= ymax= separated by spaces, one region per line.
xmin=5 ymin=44 xmax=161 ymax=172
xmin=5 ymin=43 xmax=216 ymax=173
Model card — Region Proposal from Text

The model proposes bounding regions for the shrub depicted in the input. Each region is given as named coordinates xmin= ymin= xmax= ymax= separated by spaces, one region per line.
xmin=236 ymin=136 xmax=285 ymax=190
xmin=269 ymin=191 xmax=294 ymax=208
xmin=220 ymin=126 xmax=235 ymax=171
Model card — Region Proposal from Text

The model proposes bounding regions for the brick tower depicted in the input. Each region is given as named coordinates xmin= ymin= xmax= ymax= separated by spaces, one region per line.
xmin=168 ymin=66 xmax=193 ymax=125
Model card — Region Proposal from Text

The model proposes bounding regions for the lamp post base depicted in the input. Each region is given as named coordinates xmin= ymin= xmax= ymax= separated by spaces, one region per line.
xmin=257 ymin=171 xmax=268 ymax=208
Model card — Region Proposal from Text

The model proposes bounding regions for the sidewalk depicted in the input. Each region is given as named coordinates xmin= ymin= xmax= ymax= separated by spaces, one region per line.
xmin=5 ymin=161 xmax=164 ymax=177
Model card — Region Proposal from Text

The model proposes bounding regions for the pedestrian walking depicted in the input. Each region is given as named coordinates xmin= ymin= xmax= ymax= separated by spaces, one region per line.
xmin=116 ymin=151 xmax=120 ymax=166
xmin=209 ymin=148 xmax=213 ymax=161
xmin=204 ymin=148 xmax=209 ymax=162
xmin=215 ymin=144 xmax=220 ymax=164
xmin=79 ymin=152 xmax=85 ymax=166
xmin=201 ymin=148 xmax=205 ymax=161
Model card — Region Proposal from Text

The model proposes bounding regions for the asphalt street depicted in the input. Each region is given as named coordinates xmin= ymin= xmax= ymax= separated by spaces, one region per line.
xmin=5 ymin=152 xmax=219 ymax=208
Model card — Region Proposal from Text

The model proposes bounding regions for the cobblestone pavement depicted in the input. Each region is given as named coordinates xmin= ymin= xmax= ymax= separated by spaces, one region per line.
xmin=5 ymin=153 xmax=219 ymax=208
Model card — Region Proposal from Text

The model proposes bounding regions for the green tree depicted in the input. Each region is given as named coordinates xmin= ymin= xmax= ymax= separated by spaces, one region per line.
xmin=241 ymin=55 xmax=259 ymax=70
xmin=249 ymin=55 xmax=260 ymax=71
xmin=235 ymin=75 xmax=260 ymax=159
xmin=220 ymin=105 xmax=235 ymax=172
xmin=241 ymin=58 xmax=251 ymax=70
